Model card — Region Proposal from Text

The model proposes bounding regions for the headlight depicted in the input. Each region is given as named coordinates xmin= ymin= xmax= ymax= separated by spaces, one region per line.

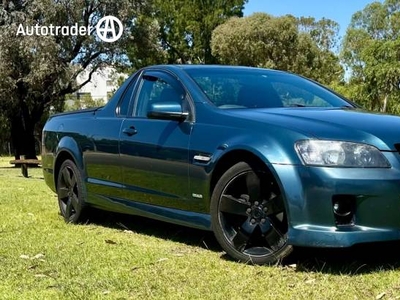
xmin=295 ymin=140 xmax=390 ymax=168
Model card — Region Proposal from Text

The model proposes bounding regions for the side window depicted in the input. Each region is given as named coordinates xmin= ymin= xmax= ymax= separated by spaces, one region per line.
xmin=134 ymin=75 xmax=185 ymax=118
xmin=116 ymin=74 xmax=138 ymax=116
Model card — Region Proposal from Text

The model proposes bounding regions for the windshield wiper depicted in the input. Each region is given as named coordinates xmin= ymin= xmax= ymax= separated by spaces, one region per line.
xmin=341 ymin=105 xmax=356 ymax=109
xmin=288 ymin=104 xmax=306 ymax=107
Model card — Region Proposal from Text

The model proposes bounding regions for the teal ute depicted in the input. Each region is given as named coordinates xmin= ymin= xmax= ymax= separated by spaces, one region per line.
xmin=42 ymin=65 xmax=400 ymax=264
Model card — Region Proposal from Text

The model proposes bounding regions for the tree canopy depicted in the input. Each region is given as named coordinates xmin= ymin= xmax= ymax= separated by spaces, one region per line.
xmin=0 ymin=0 xmax=145 ymax=158
xmin=341 ymin=0 xmax=400 ymax=113
xmin=126 ymin=0 xmax=248 ymax=69
xmin=211 ymin=13 xmax=343 ymax=85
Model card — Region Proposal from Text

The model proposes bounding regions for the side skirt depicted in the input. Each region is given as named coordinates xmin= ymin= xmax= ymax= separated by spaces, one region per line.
xmin=87 ymin=193 xmax=212 ymax=231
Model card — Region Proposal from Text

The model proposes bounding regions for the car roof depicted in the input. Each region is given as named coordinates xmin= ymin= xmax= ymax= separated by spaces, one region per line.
xmin=145 ymin=64 xmax=290 ymax=75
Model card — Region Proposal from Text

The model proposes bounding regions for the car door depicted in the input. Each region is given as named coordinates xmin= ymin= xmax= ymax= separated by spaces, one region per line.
xmin=85 ymin=73 xmax=139 ymax=201
xmin=119 ymin=70 xmax=193 ymax=210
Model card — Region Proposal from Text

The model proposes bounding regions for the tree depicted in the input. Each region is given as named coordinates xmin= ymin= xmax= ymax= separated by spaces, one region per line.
xmin=211 ymin=13 xmax=343 ymax=85
xmin=0 ymin=114 xmax=11 ymax=155
xmin=341 ymin=0 xmax=400 ymax=113
xmin=126 ymin=0 xmax=248 ymax=69
xmin=298 ymin=16 xmax=341 ymax=52
xmin=0 ymin=0 xmax=146 ymax=159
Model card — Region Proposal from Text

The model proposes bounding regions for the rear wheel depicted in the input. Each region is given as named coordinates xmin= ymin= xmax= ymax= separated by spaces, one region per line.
xmin=56 ymin=159 xmax=88 ymax=223
xmin=211 ymin=162 xmax=292 ymax=265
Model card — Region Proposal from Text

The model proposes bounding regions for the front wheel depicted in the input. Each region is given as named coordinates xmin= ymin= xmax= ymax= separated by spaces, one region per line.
xmin=56 ymin=159 xmax=88 ymax=223
xmin=211 ymin=162 xmax=292 ymax=265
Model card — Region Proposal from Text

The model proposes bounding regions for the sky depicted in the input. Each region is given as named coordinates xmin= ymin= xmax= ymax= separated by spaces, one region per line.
xmin=244 ymin=0 xmax=383 ymax=38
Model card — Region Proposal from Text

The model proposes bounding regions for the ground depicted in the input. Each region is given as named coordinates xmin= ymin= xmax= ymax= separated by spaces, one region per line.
xmin=0 ymin=156 xmax=400 ymax=299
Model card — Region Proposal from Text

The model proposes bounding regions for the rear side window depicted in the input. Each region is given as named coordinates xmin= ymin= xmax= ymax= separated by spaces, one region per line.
xmin=116 ymin=74 xmax=138 ymax=116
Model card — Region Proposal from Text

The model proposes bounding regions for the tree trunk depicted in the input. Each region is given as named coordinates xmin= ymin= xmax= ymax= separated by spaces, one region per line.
xmin=10 ymin=114 xmax=23 ymax=160
xmin=10 ymin=102 xmax=38 ymax=160
xmin=23 ymin=124 xmax=38 ymax=159
xmin=382 ymin=94 xmax=388 ymax=113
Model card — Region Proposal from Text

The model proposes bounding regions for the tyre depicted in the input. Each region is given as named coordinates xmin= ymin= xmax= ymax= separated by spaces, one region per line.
xmin=56 ymin=159 xmax=88 ymax=223
xmin=211 ymin=162 xmax=292 ymax=265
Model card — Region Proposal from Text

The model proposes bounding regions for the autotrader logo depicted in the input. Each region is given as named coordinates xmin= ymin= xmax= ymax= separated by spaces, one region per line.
xmin=96 ymin=16 xmax=123 ymax=43
xmin=16 ymin=15 xmax=124 ymax=43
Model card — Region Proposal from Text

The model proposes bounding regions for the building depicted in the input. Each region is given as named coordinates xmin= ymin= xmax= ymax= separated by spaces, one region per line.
xmin=75 ymin=66 xmax=128 ymax=102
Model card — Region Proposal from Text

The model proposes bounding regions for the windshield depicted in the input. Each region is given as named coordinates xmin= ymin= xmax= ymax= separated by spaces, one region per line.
xmin=185 ymin=68 xmax=352 ymax=109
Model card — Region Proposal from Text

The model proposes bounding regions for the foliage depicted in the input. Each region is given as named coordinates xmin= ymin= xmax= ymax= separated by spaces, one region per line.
xmin=341 ymin=0 xmax=400 ymax=113
xmin=126 ymin=0 xmax=248 ymax=70
xmin=0 ymin=115 xmax=11 ymax=155
xmin=0 ymin=0 xmax=146 ymax=158
xmin=211 ymin=13 xmax=343 ymax=85
xmin=64 ymin=93 xmax=105 ymax=112
xmin=298 ymin=16 xmax=341 ymax=52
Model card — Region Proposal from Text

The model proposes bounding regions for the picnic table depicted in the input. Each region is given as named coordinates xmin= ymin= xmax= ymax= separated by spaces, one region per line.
xmin=10 ymin=159 xmax=42 ymax=178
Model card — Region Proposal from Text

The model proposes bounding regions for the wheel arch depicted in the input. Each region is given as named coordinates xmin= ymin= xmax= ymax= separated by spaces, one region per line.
xmin=210 ymin=149 xmax=282 ymax=202
xmin=54 ymin=136 xmax=85 ymax=189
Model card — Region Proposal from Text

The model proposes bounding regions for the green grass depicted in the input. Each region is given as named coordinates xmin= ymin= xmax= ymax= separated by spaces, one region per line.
xmin=1 ymin=156 xmax=400 ymax=299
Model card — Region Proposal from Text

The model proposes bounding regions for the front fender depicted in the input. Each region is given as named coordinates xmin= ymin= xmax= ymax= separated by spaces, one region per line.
xmin=189 ymin=127 xmax=308 ymax=212
xmin=207 ymin=130 xmax=307 ymax=172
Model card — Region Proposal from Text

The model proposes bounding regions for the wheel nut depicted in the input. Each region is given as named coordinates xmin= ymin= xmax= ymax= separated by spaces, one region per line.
xmin=246 ymin=208 xmax=252 ymax=214
xmin=251 ymin=219 xmax=256 ymax=224
xmin=263 ymin=207 xmax=268 ymax=212
xmin=254 ymin=201 xmax=259 ymax=206
xmin=261 ymin=218 xmax=266 ymax=224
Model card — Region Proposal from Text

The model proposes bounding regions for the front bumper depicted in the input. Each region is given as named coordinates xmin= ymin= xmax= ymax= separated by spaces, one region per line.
xmin=273 ymin=151 xmax=400 ymax=247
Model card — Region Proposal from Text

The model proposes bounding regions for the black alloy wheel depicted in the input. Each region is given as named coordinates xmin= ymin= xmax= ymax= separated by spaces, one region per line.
xmin=211 ymin=162 xmax=292 ymax=265
xmin=56 ymin=159 xmax=87 ymax=223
